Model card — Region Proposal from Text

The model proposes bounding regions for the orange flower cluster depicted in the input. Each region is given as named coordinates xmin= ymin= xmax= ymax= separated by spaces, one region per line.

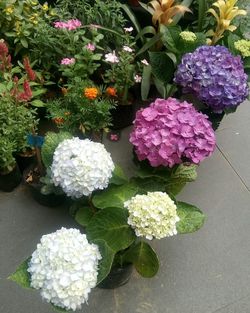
xmin=83 ymin=87 xmax=99 ymax=100
xmin=106 ymin=87 xmax=117 ymax=97
xmin=61 ymin=87 xmax=68 ymax=95
xmin=53 ymin=117 xmax=64 ymax=125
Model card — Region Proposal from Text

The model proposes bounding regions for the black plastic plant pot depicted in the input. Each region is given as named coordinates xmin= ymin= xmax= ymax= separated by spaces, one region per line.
xmin=98 ymin=264 xmax=133 ymax=289
xmin=15 ymin=152 xmax=36 ymax=174
xmin=110 ymin=105 xmax=135 ymax=130
xmin=23 ymin=167 xmax=65 ymax=207
xmin=29 ymin=183 xmax=65 ymax=207
xmin=0 ymin=164 xmax=22 ymax=192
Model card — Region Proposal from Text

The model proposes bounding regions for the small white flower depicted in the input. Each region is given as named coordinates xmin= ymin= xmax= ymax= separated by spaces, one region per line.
xmin=51 ymin=138 xmax=115 ymax=198
xmin=123 ymin=45 xmax=133 ymax=53
xmin=28 ymin=228 xmax=102 ymax=311
xmin=134 ymin=74 xmax=142 ymax=83
xmin=124 ymin=27 xmax=133 ymax=33
xmin=124 ymin=192 xmax=180 ymax=240
xmin=141 ymin=59 xmax=149 ymax=66
xmin=104 ymin=51 xmax=119 ymax=63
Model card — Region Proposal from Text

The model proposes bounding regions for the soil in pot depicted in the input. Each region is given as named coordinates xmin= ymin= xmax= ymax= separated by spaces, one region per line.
xmin=24 ymin=165 xmax=65 ymax=207
xmin=0 ymin=164 xmax=22 ymax=192
xmin=98 ymin=264 xmax=133 ymax=289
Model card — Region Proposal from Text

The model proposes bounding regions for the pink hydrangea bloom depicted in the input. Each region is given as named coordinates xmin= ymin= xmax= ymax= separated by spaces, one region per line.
xmin=123 ymin=45 xmax=133 ymax=53
xmin=130 ymin=98 xmax=216 ymax=167
xmin=61 ymin=58 xmax=75 ymax=65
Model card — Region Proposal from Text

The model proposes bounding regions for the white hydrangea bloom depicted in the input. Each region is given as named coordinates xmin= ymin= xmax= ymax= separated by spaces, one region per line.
xmin=51 ymin=138 xmax=115 ymax=198
xmin=28 ymin=228 xmax=101 ymax=311
xmin=124 ymin=192 xmax=180 ymax=240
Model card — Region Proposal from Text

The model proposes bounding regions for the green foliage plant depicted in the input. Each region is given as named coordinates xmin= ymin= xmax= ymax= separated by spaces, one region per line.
xmin=0 ymin=0 xmax=56 ymax=56
xmin=46 ymin=80 xmax=116 ymax=135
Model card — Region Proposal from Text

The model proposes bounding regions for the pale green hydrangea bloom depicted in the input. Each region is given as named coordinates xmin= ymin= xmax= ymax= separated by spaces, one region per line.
xmin=234 ymin=39 xmax=250 ymax=58
xmin=124 ymin=192 xmax=180 ymax=240
xmin=180 ymin=31 xmax=197 ymax=42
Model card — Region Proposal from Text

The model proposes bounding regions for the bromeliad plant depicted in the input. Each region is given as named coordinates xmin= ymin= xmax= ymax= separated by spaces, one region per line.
xmin=10 ymin=136 xmax=206 ymax=312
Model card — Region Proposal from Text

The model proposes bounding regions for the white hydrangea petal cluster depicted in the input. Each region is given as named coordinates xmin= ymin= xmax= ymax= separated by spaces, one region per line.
xmin=51 ymin=138 xmax=115 ymax=198
xmin=124 ymin=192 xmax=180 ymax=240
xmin=28 ymin=228 xmax=102 ymax=311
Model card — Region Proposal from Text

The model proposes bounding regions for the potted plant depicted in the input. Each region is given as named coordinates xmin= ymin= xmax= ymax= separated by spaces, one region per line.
xmin=23 ymin=131 xmax=72 ymax=207
xmin=0 ymin=138 xmax=21 ymax=192
xmin=10 ymin=137 xmax=206 ymax=311
xmin=46 ymin=80 xmax=116 ymax=142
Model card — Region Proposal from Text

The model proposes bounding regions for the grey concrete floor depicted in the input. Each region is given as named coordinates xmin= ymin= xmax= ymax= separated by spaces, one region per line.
xmin=1 ymin=101 xmax=250 ymax=313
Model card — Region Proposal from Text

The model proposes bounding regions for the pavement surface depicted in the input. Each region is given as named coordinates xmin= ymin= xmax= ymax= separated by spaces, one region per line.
xmin=1 ymin=101 xmax=250 ymax=313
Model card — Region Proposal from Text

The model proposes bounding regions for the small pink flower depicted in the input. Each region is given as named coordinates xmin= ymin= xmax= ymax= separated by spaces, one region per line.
xmin=134 ymin=74 xmax=142 ymax=83
xmin=124 ymin=27 xmax=133 ymax=33
xmin=123 ymin=45 xmax=133 ymax=53
xmin=104 ymin=51 xmax=119 ymax=64
xmin=54 ymin=21 xmax=68 ymax=29
xmin=110 ymin=134 xmax=119 ymax=141
xmin=61 ymin=58 xmax=75 ymax=65
xmin=54 ymin=19 xmax=81 ymax=30
xmin=86 ymin=43 xmax=96 ymax=51
xmin=141 ymin=59 xmax=149 ymax=66
xmin=67 ymin=19 xmax=82 ymax=30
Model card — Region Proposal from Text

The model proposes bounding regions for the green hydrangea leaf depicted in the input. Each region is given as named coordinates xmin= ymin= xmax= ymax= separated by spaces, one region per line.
xmin=92 ymin=182 xmax=139 ymax=209
xmin=75 ymin=206 xmax=94 ymax=227
xmin=8 ymin=258 xmax=32 ymax=289
xmin=93 ymin=239 xmax=115 ymax=284
xmin=149 ymin=51 xmax=175 ymax=84
xmin=109 ymin=164 xmax=128 ymax=186
xmin=176 ymin=201 xmax=205 ymax=234
xmin=86 ymin=207 xmax=136 ymax=252
xmin=122 ymin=241 xmax=159 ymax=278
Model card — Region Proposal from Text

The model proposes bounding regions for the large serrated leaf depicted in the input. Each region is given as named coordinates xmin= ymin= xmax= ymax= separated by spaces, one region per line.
xmin=8 ymin=258 xmax=32 ymax=289
xmin=130 ymin=177 xmax=166 ymax=193
xmin=171 ymin=164 xmax=198 ymax=182
xmin=160 ymin=25 xmax=181 ymax=53
xmin=93 ymin=239 xmax=115 ymax=284
xmin=75 ymin=206 xmax=94 ymax=227
xmin=176 ymin=201 xmax=205 ymax=234
xmin=149 ymin=51 xmax=175 ymax=84
xmin=92 ymin=182 xmax=139 ymax=209
xmin=109 ymin=165 xmax=128 ymax=186
xmin=122 ymin=241 xmax=159 ymax=278
xmin=86 ymin=207 xmax=136 ymax=252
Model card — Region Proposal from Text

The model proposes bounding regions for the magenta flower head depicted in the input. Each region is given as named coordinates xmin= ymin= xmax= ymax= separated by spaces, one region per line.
xmin=174 ymin=45 xmax=249 ymax=113
xmin=130 ymin=98 xmax=216 ymax=168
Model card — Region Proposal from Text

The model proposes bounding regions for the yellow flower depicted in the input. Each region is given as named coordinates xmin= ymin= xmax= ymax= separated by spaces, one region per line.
xmin=149 ymin=0 xmax=191 ymax=26
xmin=208 ymin=0 xmax=247 ymax=44
xmin=42 ymin=3 xmax=49 ymax=11
xmin=83 ymin=87 xmax=99 ymax=100
xmin=4 ymin=6 xmax=14 ymax=15
xmin=234 ymin=39 xmax=250 ymax=58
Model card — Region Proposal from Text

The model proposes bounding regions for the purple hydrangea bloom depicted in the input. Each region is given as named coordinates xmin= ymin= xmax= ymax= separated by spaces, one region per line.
xmin=174 ymin=45 xmax=249 ymax=113
xmin=130 ymin=98 xmax=216 ymax=168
